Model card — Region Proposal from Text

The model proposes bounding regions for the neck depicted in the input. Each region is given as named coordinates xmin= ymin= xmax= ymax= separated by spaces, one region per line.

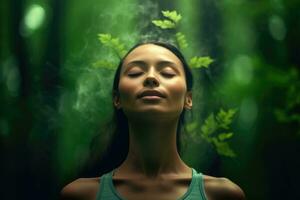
xmin=116 ymin=117 xmax=189 ymax=178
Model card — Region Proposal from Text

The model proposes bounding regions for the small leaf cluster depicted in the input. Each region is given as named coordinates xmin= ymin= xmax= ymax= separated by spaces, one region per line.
xmin=152 ymin=10 xmax=182 ymax=29
xmin=186 ymin=108 xmax=237 ymax=157
xmin=152 ymin=20 xmax=176 ymax=29
xmin=273 ymin=68 xmax=300 ymax=134
xmin=175 ymin=32 xmax=188 ymax=50
xmin=189 ymin=56 xmax=214 ymax=69
xmin=152 ymin=10 xmax=214 ymax=68
xmin=152 ymin=10 xmax=186 ymax=50
xmin=98 ymin=34 xmax=127 ymax=58
xmin=94 ymin=34 xmax=128 ymax=70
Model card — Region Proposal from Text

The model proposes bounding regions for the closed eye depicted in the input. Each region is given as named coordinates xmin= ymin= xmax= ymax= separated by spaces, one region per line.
xmin=128 ymin=72 xmax=143 ymax=77
xmin=161 ymin=72 xmax=176 ymax=78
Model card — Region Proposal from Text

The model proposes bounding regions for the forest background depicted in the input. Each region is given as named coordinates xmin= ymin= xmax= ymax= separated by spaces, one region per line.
xmin=1 ymin=0 xmax=300 ymax=199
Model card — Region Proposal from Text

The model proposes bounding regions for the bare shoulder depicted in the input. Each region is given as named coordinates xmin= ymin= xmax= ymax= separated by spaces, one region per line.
xmin=203 ymin=175 xmax=245 ymax=200
xmin=60 ymin=177 xmax=100 ymax=200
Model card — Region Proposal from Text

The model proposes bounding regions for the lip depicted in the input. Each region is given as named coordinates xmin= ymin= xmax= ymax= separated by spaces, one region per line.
xmin=137 ymin=90 xmax=166 ymax=99
xmin=140 ymin=96 xmax=163 ymax=100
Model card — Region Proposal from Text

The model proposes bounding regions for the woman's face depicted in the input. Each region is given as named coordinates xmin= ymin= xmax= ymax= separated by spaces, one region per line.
xmin=114 ymin=44 xmax=192 ymax=120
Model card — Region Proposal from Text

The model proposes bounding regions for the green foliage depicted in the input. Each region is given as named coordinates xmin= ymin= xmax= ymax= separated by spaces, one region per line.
xmin=175 ymin=32 xmax=188 ymax=49
xmin=201 ymin=113 xmax=218 ymax=137
xmin=211 ymin=138 xmax=236 ymax=157
xmin=275 ymin=109 xmax=300 ymax=123
xmin=152 ymin=20 xmax=176 ymax=29
xmin=268 ymin=67 xmax=300 ymax=135
xmin=152 ymin=10 xmax=214 ymax=70
xmin=189 ymin=56 xmax=214 ymax=69
xmin=152 ymin=10 xmax=182 ymax=29
xmin=201 ymin=109 xmax=237 ymax=157
xmin=218 ymin=132 xmax=234 ymax=141
xmin=162 ymin=10 xmax=182 ymax=23
xmin=152 ymin=10 xmax=214 ymax=71
xmin=187 ymin=108 xmax=237 ymax=157
xmin=216 ymin=108 xmax=237 ymax=129
xmin=98 ymin=33 xmax=127 ymax=58
xmin=274 ymin=83 xmax=300 ymax=134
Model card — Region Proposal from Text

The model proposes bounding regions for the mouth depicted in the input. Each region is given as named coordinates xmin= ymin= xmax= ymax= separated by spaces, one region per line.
xmin=137 ymin=90 xmax=166 ymax=99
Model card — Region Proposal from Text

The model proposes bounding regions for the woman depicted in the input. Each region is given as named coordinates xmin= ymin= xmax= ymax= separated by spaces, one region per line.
xmin=61 ymin=42 xmax=245 ymax=200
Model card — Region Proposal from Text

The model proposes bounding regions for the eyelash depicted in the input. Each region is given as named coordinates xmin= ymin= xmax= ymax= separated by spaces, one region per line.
xmin=128 ymin=72 xmax=176 ymax=78
xmin=161 ymin=72 xmax=176 ymax=78
xmin=128 ymin=72 xmax=143 ymax=77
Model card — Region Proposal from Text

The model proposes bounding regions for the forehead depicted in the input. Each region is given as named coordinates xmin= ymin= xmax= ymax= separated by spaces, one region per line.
xmin=122 ymin=44 xmax=183 ymax=68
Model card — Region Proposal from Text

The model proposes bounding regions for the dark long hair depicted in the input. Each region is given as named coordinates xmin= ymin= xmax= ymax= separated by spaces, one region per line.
xmin=80 ymin=41 xmax=194 ymax=177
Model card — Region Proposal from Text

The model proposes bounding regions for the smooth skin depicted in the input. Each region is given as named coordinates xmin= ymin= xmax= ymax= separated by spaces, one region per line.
xmin=61 ymin=44 xmax=245 ymax=200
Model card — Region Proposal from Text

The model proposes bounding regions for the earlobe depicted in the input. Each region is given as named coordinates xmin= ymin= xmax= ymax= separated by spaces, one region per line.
xmin=184 ymin=92 xmax=192 ymax=110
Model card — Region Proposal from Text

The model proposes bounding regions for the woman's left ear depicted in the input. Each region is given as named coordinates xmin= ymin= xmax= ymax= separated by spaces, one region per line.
xmin=184 ymin=91 xmax=192 ymax=110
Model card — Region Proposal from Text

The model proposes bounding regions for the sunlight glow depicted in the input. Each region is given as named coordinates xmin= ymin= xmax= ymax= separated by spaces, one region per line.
xmin=24 ymin=4 xmax=45 ymax=31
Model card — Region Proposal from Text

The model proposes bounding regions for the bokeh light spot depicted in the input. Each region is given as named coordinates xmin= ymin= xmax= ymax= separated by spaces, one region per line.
xmin=21 ymin=4 xmax=46 ymax=36
xmin=269 ymin=15 xmax=286 ymax=41
xmin=25 ymin=4 xmax=45 ymax=30
xmin=232 ymin=55 xmax=253 ymax=85
xmin=238 ymin=97 xmax=258 ymax=129
xmin=3 ymin=57 xmax=20 ymax=97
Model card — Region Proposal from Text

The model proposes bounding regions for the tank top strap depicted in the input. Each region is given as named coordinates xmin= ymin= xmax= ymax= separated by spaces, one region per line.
xmin=192 ymin=169 xmax=208 ymax=200
xmin=96 ymin=170 xmax=121 ymax=200
xmin=175 ymin=168 xmax=208 ymax=200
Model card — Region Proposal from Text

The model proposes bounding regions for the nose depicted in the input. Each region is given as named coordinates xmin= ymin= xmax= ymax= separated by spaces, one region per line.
xmin=143 ymin=71 xmax=159 ymax=87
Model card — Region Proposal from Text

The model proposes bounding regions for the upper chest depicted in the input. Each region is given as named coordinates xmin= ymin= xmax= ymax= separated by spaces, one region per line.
xmin=112 ymin=177 xmax=193 ymax=200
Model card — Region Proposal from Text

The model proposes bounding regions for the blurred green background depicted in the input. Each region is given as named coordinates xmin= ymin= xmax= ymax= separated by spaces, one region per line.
xmin=1 ymin=0 xmax=300 ymax=199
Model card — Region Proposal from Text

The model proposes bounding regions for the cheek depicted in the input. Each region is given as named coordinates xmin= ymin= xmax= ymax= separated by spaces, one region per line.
xmin=118 ymin=78 xmax=139 ymax=101
xmin=165 ymin=79 xmax=187 ymax=103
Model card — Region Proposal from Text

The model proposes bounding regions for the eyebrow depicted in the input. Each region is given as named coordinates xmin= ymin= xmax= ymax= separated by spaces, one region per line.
xmin=124 ymin=60 xmax=181 ymax=74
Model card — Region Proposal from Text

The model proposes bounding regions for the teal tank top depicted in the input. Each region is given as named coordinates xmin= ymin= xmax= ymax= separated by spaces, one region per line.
xmin=96 ymin=168 xmax=208 ymax=200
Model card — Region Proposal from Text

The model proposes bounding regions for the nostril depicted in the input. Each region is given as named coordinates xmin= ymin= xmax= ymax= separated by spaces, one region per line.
xmin=144 ymin=77 xmax=159 ymax=87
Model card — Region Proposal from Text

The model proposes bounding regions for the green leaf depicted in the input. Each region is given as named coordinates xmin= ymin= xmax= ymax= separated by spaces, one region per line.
xmin=212 ymin=139 xmax=236 ymax=157
xmin=196 ymin=108 xmax=238 ymax=157
xmin=98 ymin=33 xmax=112 ymax=44
xmin=216 ymin=108 xmax=237 ymax=129
xmin=189 ymin=56 xmax=214 ymax=69
xmin=97 ymin=33 xmax=127 ymax=58
xmin=176 ymin=32 xmax=188 ymax=49
xmin=152 ymin=20 xmax=176 ymax=29
xmin=152 ymin=10 xmax=181 ymax=30
xmin=218 ymin=132 xmax=233 ymax=141
xmin=162 ymin=10 xmax=182 ymax=23
xmin=201 ymin=113 xmax=217 ymax=136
